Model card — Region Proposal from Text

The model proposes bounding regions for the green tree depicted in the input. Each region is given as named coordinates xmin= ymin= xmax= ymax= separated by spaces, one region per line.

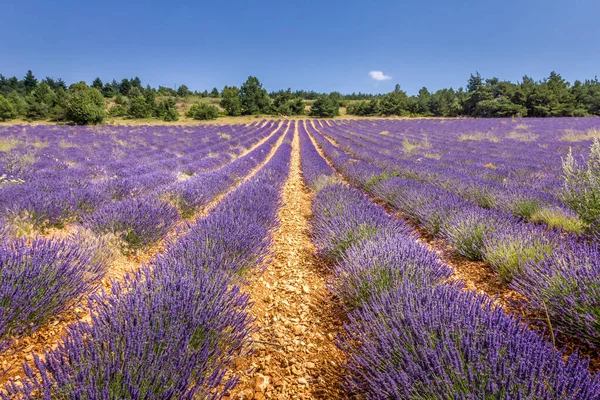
xmin=92 ymin=77 xmax=103 ymax=91
xmin=155 ymin=98 xmax=179 ymax=121
xmin=65 ymin=82 xmax=105 ymax=124
xmin=220 ymin=86 xmax=242 ymax=116
xmin=379 ymin=90 xmax=409 ymax=116
xmin=210 ymin=87 xmax=220 ymax=98
xmin=310 ymin=95 xmax=339 ymax=117
xmin=177 ymin=85 xmax=191 ymax=97
xmin=129 ymin=96 xmax=153 ymax=118
xmin=186 ymin=103 xmax=219 ymax=120
xmin=119 ymin=79 xmax=132 ymax=96
xmin=26 ymin=82 xmax=58 ymax=120
xmin=0 ymin=95 xmax=15 ymax=121
xmin=273 ymin=89 xmax=304 ymax=115
xmin=51 ymin=87 xmax=69 ymax=121
xmin=416 ymin=87 xmax=432 ymax=115
xmin=346 ymin=99 xmax=380 ymax=116
xmin=23 ymin=70 xmax=38 ymax=94
xmin=7 ymin=91 xmax=26 ymax=117
xmin=240 ymin=76 xmax=271 ymax=115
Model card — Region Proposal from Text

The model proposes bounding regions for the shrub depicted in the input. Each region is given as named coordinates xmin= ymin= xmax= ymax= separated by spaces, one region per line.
xmin=341 ymin=283 xmax=600 ymax=399
xmin=483 ymin=224 xmax=557 ymax=283
xmin=4 ymin=265 xmax=251 ymax=399
xmin=84 ymin=198 xmax=179 ymax=252
xmin=333 ymin=232 xmax=452 ymax=309
xmin=312 ymin=184 xmax=411 ymax=262
xmin=562 ymin=139 xmax=600 ymax=233
xmin=108 ymin=104 xmax=128 ymax=117
xmin=310 ymin=95 xmax=339 ymax=118
xmin=0 ymin=236 xmax=106 ymax=343
xmin=220 ymin=86 xmax=242 ymax=116
xmin=530 ymin=206 xmax=585 ymax=234
xmin=441 ymin=208 xmax=507 ymax=260
xmin=512 ymin=241 xmax=600 ymax=348
xmin=65 ymin=82 xmax=106 ymax=124
xmin=186 ymin=103 xmax=219 ymax=120
xmin=155 ymin=98 xmax=179 ymax=121
xmin=128 ymin=95 xmax=153 ymax=118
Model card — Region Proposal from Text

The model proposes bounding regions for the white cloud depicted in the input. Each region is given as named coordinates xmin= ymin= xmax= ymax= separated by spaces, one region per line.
xmin=369 ymin=71 xmax=392 ymax=81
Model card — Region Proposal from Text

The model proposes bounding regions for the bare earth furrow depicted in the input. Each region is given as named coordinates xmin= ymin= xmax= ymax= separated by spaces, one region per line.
xmin=228 ymin=122 xmax=345 ymax=400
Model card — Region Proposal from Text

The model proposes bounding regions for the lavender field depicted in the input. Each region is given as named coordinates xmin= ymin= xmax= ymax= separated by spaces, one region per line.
xmin=2 ymin=118 xmax=600 ymax=398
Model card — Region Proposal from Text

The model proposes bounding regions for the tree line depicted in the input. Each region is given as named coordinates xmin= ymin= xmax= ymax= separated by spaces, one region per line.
xmin=348 ymin=72 xmax=600 ymax=117
xmin=0 ymin=70 xmax=598 ymax=124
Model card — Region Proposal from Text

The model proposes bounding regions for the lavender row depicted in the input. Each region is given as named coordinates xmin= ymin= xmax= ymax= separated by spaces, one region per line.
xmin=0 ymin=122 xmax=276 ymax=234
xmin=316 ymin=120 xmax=585 ymax=232
xmin=308 ymin=121 xmax=600 ymax=349
xmin=2 ymin=122 xmax=294 ymax=398
xmin=0 ymin=123 xmax=285 ymax=355
xmin=300 ymin=128 xmax=600 ymax=399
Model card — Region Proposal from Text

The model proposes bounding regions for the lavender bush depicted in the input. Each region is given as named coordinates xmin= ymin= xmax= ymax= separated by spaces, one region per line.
xmin=0 ymin=236 xmax=105 ymax=343
xmin=83 ymin=197 xmax=179 ymax=252
xmin=341 ymin=283 xmax=600 ymax=399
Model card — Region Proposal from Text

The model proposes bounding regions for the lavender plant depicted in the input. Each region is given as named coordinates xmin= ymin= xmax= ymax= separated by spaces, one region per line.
xmin=340 ymin=283 xmax=600 ymax=399
xmin=0 ymin=236 xmax=105 ymax=343
xmin=83 ymin=197 xmax=179 ymax=252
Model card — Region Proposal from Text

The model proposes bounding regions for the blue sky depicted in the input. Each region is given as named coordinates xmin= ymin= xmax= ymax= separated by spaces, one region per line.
xmin=1 ymin=0 xmax=598 ymax=95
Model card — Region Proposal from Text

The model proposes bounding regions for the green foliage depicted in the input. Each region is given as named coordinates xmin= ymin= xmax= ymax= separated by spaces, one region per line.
xmin=102 ymin=80 xmax=119 ymax=98
xmin=176 ymin=85 xmax=191 ymax=97
xmin=91 ymin=77 xmax=103 ymax=91
xmin=23 ymin=70 xmax=38 ymax=94
xmin=240 ymin=76 xmax=271 ymax=115
xmin=529 ymin=207 xmax=585 ymax=234
xmin=25 ymin=82 xmax=59 ymax=120
xmin=128 ymin=96 xmax=153 ymax=118
xmin=6 ymin=91 xmax=26 ymax=117
xmin=273 ymin=89 xmax=304 ymax=115
xmin=51 ymin=88 xmax=69 ymax=121
xmin=186 ymin=103 xmax=219 ymax=120
xmin=65 ymin=82 xmax=105 ymax=125
xmin=114 ymin=94 xmax=128 ymax=106
xmin=108 ymin=105 xmax=128 ymax=117
xmin=347 ymin=99 xmax=380 ymax=116
xmin=328 ymin=223 xmax=379 ymax=261
xmin=155 ymin=98 xmax=179 ymax=121
xmin=310 ymin=95 xmax=339 ymax=118
xmin=210 ymin=87 xmax=220 ymax=98
xmin=562 ymin=139 xmax=600 ymax=229
xmin=0 ymin=95 xmax=15 ymax=120
xmin=220 ymin=86 xmax=242 ymax=116
xmin=484 ymin=233 xmax=554 ymax=283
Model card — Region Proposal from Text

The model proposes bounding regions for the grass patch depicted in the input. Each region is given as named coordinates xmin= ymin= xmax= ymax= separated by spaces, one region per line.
xmin=530 ymin=207 xmax=585 ymax=234
xmin=402 ymin=137 xmax=431 ymax=154
xmin=0 ymin=137 xmax=21 ymax=152
xmin=59 ymin=140 xmax=75 ymax=149
xmin=311 ymin=175 xmax=341 ymax=193
xmin=506 ymin=131 xmax=539 ymax=142
xmin=484 ymin=233 xmax=554 ymax=283
xmin=459 ymin=132 xmax=501 ymax=142
xmin=561 ymin=128 xmax=600 ymax=142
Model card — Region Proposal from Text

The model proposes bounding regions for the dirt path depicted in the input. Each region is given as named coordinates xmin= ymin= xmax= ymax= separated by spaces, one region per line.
xmin=0 ymin=121 xmax=288 ymax=387
xmin=228 ymin=123 xmax=346 ymax=400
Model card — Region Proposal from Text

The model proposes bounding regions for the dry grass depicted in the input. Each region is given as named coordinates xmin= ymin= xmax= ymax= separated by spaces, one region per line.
xmin=0 ymin=137 xmax=21 ymax=152
xmin=459 ymin=132 xmax=501 ymax=142
xmin=506 ymin=130 xmax=539 ymax=142
xmin=561 ymin=128 xmax=600 ymax=142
